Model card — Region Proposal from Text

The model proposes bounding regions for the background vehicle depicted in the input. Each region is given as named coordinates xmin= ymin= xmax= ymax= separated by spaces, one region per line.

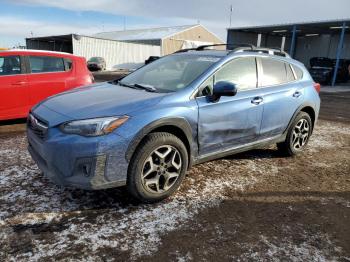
xmin=27 ymin=46 xmax=320 ymax=203
xmin=309 ymin=57 xmax=349 ymax=84
xmin=87 ymin=57 xmax=106 ymax=71
xmin=0 ymin=50 xmax=94 ymax=121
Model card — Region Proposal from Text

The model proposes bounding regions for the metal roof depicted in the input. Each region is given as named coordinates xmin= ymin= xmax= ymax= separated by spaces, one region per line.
xmin=227 ymin=19 xmax=350 ymax=35
xmin=93 ymin=24 xmax=199 ymax=41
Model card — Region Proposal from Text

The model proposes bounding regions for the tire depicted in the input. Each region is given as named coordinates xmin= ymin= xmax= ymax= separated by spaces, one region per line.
xmin=127 ymin=132 xmax=188 ymax=203
xmin=277 ymin=112 xmax=313 ymax=156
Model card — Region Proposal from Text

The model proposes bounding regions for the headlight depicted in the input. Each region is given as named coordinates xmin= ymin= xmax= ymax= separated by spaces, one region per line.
xmin=60 ymin=116 xmax=129 ymax=137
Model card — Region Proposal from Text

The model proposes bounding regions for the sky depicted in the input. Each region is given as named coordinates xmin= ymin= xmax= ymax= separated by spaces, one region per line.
xmin=0 ymin=0 xmax=349 ymax=48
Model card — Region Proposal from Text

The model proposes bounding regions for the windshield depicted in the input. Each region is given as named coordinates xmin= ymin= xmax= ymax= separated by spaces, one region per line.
xmin=89 ymin=57 xmax=103 ymax=63
xmin=120 ymin=54 xmax=220 ymax=92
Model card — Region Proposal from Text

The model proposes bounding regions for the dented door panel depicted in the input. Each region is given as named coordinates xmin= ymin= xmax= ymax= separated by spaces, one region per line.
xmin=196 ymin=89 xmax=264 ymax=156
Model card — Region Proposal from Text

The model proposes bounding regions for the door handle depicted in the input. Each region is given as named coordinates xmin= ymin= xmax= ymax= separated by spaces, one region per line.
xmin=11 ymin=81 xmax=27 ymax=86
xmin=293 ymin=91 xmax=302 ymax=98
xmin=251 ymin=96 xmax=263 ymax=105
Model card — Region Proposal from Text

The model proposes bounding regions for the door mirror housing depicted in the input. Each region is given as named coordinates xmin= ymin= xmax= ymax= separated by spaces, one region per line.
xmin=211 ymin=81 xmax=238 ymax=102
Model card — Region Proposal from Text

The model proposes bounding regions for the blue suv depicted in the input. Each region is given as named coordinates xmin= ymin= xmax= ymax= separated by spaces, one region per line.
xmin=27 ymin=45 xmax=321 ymax=202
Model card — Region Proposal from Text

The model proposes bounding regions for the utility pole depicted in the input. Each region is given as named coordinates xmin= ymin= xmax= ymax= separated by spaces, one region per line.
xmin=229 ymin=5 xmax=233 ymax=28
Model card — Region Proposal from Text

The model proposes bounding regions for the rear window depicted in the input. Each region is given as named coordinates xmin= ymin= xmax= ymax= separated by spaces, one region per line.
xmin=260 ymin=58 xmax=295 ymax=86
xmin=89 ymin=57 xmax=104 ymax=62
xmin=29 ymin=56 xmax=65 ymax=73
xmin=0 ymin=56 xmax=22 ymax=76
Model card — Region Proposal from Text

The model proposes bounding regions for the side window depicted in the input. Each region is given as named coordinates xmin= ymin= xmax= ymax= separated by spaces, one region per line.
xmin=0 ymin=56 xmax=22 ymax=76
xmin=29 ymin=56 xmax=65 ymax=73
xmin=260 ymin=58 xmax=289 ymax=86
xmin=215 ymin=57 xmax=257 ymax=90
xmin=64 ymin=58 xmax=73 ymax=71
xmin=292 ymin=65 xmax=303 ymax=80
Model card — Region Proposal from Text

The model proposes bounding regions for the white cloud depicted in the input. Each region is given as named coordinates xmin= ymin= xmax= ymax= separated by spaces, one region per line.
xmin=0 ymin=16 xmax=101 ymax=38
xmin=12 ymin=0 xmax=350 ymax=26
xmin=2 ymin=0 xmax=350 ymax=47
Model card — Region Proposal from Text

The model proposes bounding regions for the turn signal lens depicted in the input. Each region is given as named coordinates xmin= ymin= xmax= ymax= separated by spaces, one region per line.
xmin=103 ymin=116 xmax=129 ymax=134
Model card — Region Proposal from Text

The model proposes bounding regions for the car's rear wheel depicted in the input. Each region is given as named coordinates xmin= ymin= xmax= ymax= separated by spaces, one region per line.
xmin=127 ymin=132 xmax=188 ymax=203
xmin=277 ymin=112 xmax=312 ymax=156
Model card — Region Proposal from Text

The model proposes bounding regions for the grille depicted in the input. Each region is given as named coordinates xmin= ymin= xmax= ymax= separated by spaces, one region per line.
xmin=27 ymin=114 xmax=48 ymax=140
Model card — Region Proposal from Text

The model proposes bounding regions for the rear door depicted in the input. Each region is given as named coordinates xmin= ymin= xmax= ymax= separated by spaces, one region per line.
xmin=258 ymin=57 xmax=304 ymax=138
xmin=26 ymin=55 xmax=70 ymax=107
xmin=196 ymin=57 xmax=264 ymax=155
xmin=0 ymin=54 xmax=29 ymax=120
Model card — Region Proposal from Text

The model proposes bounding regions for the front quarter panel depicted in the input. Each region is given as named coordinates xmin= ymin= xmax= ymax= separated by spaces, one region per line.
xmin=115 ymin=96 xmax=199 ymax=163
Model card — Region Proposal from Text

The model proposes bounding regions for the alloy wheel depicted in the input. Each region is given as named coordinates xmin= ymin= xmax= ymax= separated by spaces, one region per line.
xmin=291 ymin=119 xmax=310 ymax=150
xmin=141 ymin=145 xmax=182 ymax=194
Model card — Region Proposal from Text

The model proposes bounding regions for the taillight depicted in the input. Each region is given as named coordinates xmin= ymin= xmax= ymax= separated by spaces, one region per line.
xmin=313 ymin=82 xmax=321 ymax=93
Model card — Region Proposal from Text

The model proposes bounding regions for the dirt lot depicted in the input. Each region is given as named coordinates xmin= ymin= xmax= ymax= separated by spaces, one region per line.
xmin=0 ymin=90 xmax=349 ymax=261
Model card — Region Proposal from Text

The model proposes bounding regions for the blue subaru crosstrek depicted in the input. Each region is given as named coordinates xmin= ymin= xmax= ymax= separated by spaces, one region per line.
xmin=27 ymin=45 xmax=321 ymax=202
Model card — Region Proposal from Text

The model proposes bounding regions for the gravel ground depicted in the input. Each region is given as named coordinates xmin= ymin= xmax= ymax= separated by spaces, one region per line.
xmin=0 ymin=118 xmax=349 ymax=261
xmin=0 ymin=88 xmax=349 ymax=261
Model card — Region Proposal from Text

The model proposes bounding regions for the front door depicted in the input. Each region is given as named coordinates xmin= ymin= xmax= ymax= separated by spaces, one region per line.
xmin=196 ymin=56 xmax=264 ymax=156
xmin=0 ymin=55 xmax=29 ymax=120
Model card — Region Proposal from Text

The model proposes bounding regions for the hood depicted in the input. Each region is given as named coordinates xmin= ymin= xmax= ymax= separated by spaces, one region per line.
xmin=36 ymin=82 xmax=166 ymax=123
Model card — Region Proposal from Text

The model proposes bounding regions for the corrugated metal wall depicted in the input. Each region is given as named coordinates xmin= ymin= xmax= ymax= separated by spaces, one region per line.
xmin=72 ymin=36 xmax=161 ymax=70
xmin=162 ymin=25 xmax=224 ymax=55
xmin=227 ymin=30 xmax=350 ymax=67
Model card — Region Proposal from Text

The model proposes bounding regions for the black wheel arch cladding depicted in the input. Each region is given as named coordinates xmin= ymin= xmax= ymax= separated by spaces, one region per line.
xmin=125 ymin=117 xmax=195 ymax=165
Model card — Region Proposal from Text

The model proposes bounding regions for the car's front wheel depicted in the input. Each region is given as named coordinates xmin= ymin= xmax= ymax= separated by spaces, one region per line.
xmin=127 ymin=132 xmax=188 ymax=203
xmin=277 ymin=112 xmax=313 ymax=156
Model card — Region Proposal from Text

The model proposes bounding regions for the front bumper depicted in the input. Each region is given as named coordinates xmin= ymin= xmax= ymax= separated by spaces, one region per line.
xmin=27 ymin=125 xmax=130 ymax=190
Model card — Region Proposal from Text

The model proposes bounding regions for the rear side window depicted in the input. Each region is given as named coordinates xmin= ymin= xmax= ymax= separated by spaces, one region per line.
xmin=292 ymin=65 xmax=303 ymax=80
xmin=29 ymin=56 xmax=65 ymax=73
xmin=64 ymin=58 xmax=73 ymax=71
xmin=260 ymin=58 xmax=295 ymax=86
xmin=0 ymin=56 xmax=22 ymax=76
xmin=215 ymin=57 xmax=257 ymax=90
xmin=286 ymin=63 xmax=295 ymax=82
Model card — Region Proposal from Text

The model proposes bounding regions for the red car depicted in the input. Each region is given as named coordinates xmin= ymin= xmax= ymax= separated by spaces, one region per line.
xmin=0 ymin=50 xmax=94 ymax=121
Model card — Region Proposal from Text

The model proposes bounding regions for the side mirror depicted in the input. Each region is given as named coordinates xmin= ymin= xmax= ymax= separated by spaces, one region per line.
xmin=211 ymin=81 xmax=237 ymax=102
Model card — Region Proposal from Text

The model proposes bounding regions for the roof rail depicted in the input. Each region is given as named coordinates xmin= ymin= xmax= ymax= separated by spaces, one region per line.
xmin=173 ymin=43 xmax=291 ymax=58
xmin=196 ymin=43 xmax=255 ymax=51
xmin=174 ymin=44 xmax=255 ymax=54
xmin=174 ymin=48 xmax=198 ymax=53
xmin=233 ymin=47 xmax=291 ymax=58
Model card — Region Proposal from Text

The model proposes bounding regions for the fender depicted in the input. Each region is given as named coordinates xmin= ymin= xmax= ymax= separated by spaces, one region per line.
xmin=283 ymin=102 xmax=316 ymax=135
xmin=125 ymin=117 xmax=196 ymax=166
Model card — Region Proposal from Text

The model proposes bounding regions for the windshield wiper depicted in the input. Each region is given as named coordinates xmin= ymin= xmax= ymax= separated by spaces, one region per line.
xmin=134 ymin=83 xmax=157 ymax=92
xmin=116 ymin=81 xmax=157 ymax=92
xmin=117 ymin=81 xmax=138 ymax=89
